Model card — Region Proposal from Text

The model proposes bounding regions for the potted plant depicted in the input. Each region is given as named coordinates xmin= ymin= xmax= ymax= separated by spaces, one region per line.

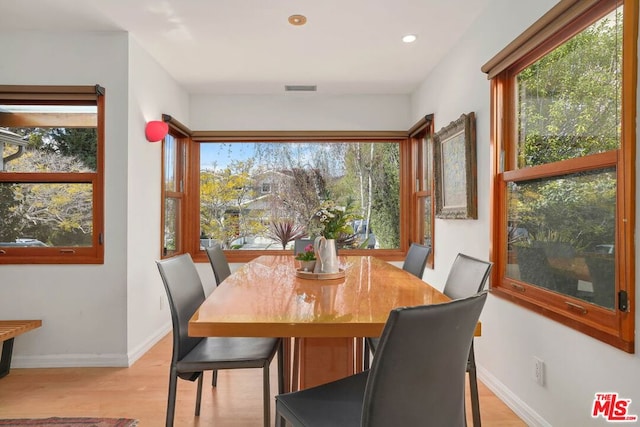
xmin=295 ymin=243 xmax=317 ymax=271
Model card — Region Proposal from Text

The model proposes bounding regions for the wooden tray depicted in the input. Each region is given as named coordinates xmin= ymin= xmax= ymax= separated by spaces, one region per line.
xmin=295 ymin=268 xmax=346 ymax=280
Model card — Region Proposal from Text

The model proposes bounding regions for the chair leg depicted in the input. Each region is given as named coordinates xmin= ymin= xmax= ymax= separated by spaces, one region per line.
xmin=166 ymin=369 xmax=178 ymax=427
xmin=263 ymin=363 xmax=271 ymax=427
xmin=195 ymin=372 xmax=203 ymax=416
xmin=277 ymin=339 xmax=285 ymax=394
xmin=291 ymin=338 xmax=300 ymax=391
xmin=467 ymin=343 xmax=481 ymax=427
xmin=212 ymin=370 xmax=218 ymax=387
xmin=363 ymin=338 xmax=370 ymax=370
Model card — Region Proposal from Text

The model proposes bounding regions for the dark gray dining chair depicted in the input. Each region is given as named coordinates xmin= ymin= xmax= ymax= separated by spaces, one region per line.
xmin=402 ymin=242 xmax=431 ymax=278
xmin=205 ymin=244 xmax=232 ymax=285
xmin=276 ymin=291 xmax=489 ymax=427
xmin=364 ymin=242 xmax=431 ymax=368
xmin=156 ymin=253 xmax=282 ymax=427
xmin=366 ymin=252 xmax=492 ymax=426
xmin=441 ymin=253 xmax=493 ymax=427
xmin=204 ymin=244 xmax=233 ymax=386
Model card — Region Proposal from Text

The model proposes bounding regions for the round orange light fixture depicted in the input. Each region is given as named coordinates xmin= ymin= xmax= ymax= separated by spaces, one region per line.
xmin=288 ymin=14 xmax=307 ymax=26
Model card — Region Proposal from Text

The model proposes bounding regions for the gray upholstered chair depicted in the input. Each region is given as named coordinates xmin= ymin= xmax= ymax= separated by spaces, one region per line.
xmin=366 ymin=252 xmax=492 ymax=426
xmin=204 ymin=244 xmax=233 ymax=386
xmin=441 ymin=253 xmax=493 ymax=427
xmin=402 ymin=242 xmax=431 ymax=278
xmin=156 ymin=253 xmax=282 ymax=427
xmin=364 ymin=243 xmax=431 ymax=368
xmin=204 ymin=244 xmax=232 ymax=285
xmin=276 ymin=292 xmax=488 ymax=427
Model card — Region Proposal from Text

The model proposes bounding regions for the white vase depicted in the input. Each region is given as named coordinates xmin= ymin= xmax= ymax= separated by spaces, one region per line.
xmin=314 ymin=236 xmax=339 ymax=274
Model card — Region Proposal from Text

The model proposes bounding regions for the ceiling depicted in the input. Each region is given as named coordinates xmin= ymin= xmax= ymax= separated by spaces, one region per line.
xmin=0 ymin=0 xmax=490 ymax=95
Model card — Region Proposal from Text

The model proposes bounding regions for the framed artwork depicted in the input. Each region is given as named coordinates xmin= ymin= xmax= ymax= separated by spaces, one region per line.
xmin=433 ymin=112 xmax=477 ymax=219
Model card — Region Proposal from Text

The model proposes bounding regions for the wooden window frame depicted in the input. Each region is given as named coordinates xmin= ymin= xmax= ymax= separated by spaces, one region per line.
xmin=160 ymin=123 xmax=430 ymax=264
xmin=409 ymin=114 xmax=435 ymax=268
xmin=484 ymin=0 xmax=637 ymax=352
xmin=160 ymin=115 xmax=189 ymax=259
xmin=0 ymin=85 xmax=105 ymax=264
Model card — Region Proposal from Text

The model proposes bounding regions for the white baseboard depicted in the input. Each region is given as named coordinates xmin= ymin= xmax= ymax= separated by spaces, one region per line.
xmin=126 ymin=323 xmax=171 ymax=366
xmin=478 ymin=365 xmax=551 ymax=427
xmin=11 ymin=322 xmax=171 ymax=369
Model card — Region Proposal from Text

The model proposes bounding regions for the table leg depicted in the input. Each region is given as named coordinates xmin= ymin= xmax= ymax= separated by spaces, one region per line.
xmin=0 ymin=338 xmax=15 ymax=379
xmin=298 ymin=337 xmax=355 ymax=389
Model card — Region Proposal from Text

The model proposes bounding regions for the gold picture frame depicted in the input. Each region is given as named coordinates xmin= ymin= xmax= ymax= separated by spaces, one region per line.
xmin=433 ymin=112 xmax=477 ymax=219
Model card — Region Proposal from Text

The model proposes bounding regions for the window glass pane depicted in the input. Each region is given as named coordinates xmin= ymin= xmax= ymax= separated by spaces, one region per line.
xmin=164 ymin=134 xmax=177 ymax=192
xmin=0 ymin=182 xmax=93 ymax=247
xmin=199 ymin=141 xmax=400 ymax=250
xmin=0 ymin=105 xmax=97 ymax=173
xmin=516 ymin=9 xmax=622 ymax=168
xmin=423 ymin=196 xmax=432 ymax=247
xmin=506 ymin=168 xmax=616 ymax=309
xmin=163 ymin=197 xmax=179 ymax=256
xmin=421 ymin=135 xmax=433 ymax=191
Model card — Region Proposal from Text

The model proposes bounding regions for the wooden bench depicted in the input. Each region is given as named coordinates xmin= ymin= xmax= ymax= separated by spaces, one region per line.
xmin=0 ymin=320 xmax=42 ymax=378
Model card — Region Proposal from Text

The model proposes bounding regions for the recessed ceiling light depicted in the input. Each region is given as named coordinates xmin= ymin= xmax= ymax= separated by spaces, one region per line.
xmin=402 ymin=34 xmax=417 ymax=43
xmin=288 ymin=14 xmax=307 ymax=26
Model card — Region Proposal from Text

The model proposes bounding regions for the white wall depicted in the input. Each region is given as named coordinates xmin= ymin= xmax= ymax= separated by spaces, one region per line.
xmin=410 ymin=1 xmax=640 ymax=426
xmin=0 ymin=32 xmax=131 ymax=366
xmin=190 ymin=93 xmax=411 ymax=130
xmin=0 ymin=32 xmax=188 ymax=367
xmin=126 ymin=37 xmax=190 ymax=360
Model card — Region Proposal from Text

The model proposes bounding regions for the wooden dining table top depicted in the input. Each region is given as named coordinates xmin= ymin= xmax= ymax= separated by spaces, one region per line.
xmin=189 ymin=254 xmax=460 ymax=339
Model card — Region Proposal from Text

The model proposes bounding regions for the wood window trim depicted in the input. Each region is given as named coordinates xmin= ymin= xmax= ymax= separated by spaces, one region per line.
xmin=481 ymin=0 xmax=615 ymax=79
xmin=486 ymin=0 xmax=637 ymax=352
xmin=161 ymin=119 xmax=436 ymax=265
xmin=409 ymin=114 xmax=435 ymax=269
xmin=0 ymin=85 xmax=105 ymax=264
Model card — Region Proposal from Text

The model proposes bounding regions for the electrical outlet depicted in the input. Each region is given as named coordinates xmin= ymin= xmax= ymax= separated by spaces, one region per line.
xmin=533 ymin=357 xmax=545 ymax=386
xmin=160 ymin=295 xmax=164 ymax=310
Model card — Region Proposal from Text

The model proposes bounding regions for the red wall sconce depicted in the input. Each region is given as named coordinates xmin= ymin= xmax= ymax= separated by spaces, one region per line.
xmin=145 ymin=121 xmax=169 ymax=143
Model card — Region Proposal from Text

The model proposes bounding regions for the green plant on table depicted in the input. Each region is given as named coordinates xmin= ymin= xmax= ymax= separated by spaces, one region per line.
xmin=295 ymin=243 xmax=316 ymax=261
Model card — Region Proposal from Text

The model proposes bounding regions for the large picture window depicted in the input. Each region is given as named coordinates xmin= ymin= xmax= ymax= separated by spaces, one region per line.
xmin=483 ymin=0 xmax=636 ymax=351
xmin=0 ymin=85 xmax=105 ymax=264
xmin=197 ymin=140 xmax=401 ymax=252
xmin=161 ymin=124 xmax=434 ymax=264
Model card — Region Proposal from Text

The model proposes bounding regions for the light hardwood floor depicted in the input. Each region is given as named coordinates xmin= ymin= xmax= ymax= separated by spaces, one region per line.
xmin=0 ymin=334 xmax=525 ymax=426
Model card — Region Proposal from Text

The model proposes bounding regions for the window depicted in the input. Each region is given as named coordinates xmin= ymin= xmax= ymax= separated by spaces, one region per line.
xmin=483 ymin=0 xmax=636 ymax=351
xmin=0 ymin=85 xmax=105 ymax=264
xmin=161 ymin=115 xmax=189 ymax=258
xmin=409 ymin=115 xmax=435 ymax=268
xmin=196 ymin=139 xmax=402 ymax=255
xmin=162 ymin=125 xmax=431 ymax=264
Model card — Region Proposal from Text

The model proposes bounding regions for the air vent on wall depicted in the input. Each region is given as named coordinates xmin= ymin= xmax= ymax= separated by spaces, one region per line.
xmin=285 ymin=85 xmax=317 ymax=92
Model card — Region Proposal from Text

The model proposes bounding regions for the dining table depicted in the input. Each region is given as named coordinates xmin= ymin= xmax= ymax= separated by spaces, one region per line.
xmin=188 ymin=254 xmax=480 ymax=391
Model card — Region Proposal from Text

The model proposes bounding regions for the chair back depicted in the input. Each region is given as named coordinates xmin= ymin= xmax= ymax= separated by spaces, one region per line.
xmin=156 ymin=254 xmax=206 ymax=363
xmin=205 ymin=244 xmax=232 ymax=285
xmin=443 ymin=253 xmax=493 ymax=299
xmin=402 ymin=243 xmax=431 ymax=278
xmin=293 ymin=238 xmax=314 ymax=256
xmin=362 ymin=291 xmax=488 ymax=427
